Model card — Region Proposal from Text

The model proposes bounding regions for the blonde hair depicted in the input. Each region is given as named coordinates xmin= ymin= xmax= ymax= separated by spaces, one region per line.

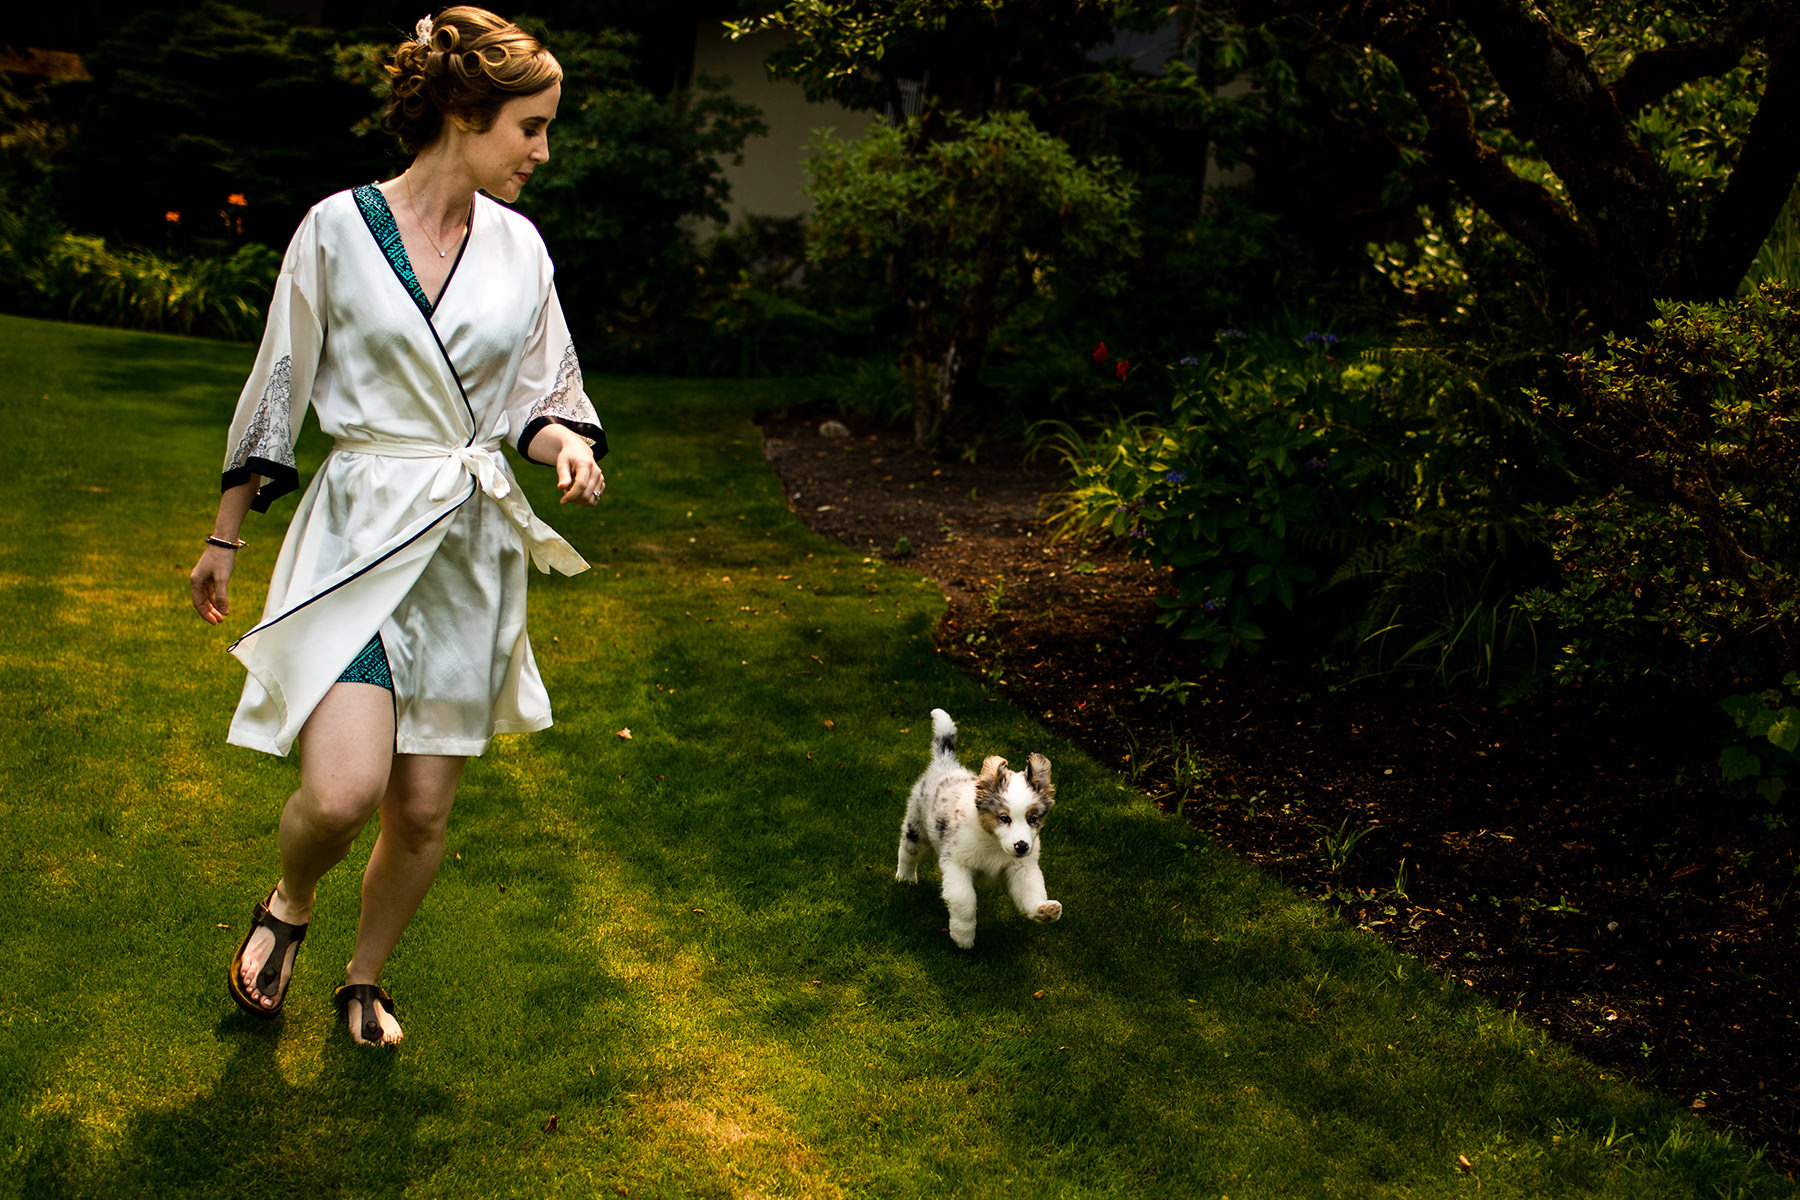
xmin=381 ymin=7 xmax=561 ymax=154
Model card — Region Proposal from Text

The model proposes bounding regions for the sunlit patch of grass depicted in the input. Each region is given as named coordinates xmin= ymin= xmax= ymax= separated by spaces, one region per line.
xmin=0 ymin=314 xmax=1788 ymax=1198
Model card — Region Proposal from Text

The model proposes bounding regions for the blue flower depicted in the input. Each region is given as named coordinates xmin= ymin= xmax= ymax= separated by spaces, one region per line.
xmin=1217 ymin=328 xmax=1247 ymax=341
xmin=1164 ymin=470 xmax=1188 ymax=484
xmin=1303 ymin=331 xmax=1340 ymax=347
xmin=1178 ymin=356 xmax=1199 ymax=366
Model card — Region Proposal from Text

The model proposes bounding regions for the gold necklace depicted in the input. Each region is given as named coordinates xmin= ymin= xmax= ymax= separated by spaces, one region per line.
xmin=404 ymin=171 xmax=466 ymax=259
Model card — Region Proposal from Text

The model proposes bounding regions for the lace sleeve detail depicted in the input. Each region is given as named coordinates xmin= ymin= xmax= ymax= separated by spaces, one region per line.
xmin=222 ymin=354 xmax=301 ymax=510
xmin=529 ymin=345 xmax=594 ymax=425
xmin=519 ymin=344 xmax=607 ymax=461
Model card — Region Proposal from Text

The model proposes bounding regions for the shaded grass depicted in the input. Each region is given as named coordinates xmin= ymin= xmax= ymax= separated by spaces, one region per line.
xmin=0 ymin=313 xmax=1788 ymax=1198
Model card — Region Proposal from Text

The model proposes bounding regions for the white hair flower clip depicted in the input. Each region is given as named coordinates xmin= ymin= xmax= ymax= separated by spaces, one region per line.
xmin=414 ymin=15 xmax=433 ymax=44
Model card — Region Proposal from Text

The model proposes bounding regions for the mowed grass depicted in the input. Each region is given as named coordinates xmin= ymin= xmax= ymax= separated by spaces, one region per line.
xmin=0 ymin=312 xmax=1787 ymax=1199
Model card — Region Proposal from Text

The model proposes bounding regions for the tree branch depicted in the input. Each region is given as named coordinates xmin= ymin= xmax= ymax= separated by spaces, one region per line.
xmin=1608 ymin=7 xmax=1771 ymax=117
xmin=1366 ymin=11 xmax=1610 ymax=295
xmin=1687 ymin=20 xmax=1800 ymax=297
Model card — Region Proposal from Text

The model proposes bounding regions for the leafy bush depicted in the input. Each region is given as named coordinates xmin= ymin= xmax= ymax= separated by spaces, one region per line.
xmin=64 ymin=2 xmax=392 ymax=254
xmin=0 ymin=195 xmax=278 ymax=340
xmin=806 ymin=110 xmax=1138 ymax=443
xmin=1719 ymin=675 xmax=1800 ymax=810
xmin=1520 ymin=284 xmax=1800 ymax=686
xmin=1048 ymin=330 xmax=1553 ymax=673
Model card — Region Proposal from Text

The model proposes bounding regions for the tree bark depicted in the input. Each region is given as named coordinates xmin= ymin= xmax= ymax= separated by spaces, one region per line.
xmin=1684 ymin=22 xmax=1800 ymax=298
xmin=1237 ymin=0 xmax=1800 ymax=329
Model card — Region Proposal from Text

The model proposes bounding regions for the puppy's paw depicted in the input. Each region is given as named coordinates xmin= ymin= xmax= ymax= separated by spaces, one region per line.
xmin=949 ymin=923 xmax=976 ymax=950
xmin=896 ymin=865 xmax=917 ymax=883
xmin=1033 ymin=900 xmax=1063 ymax=924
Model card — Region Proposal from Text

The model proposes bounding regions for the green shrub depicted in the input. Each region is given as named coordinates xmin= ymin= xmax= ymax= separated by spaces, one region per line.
xmin=1719 ymin=674 xmax=1800 ymax=813
xmin=1048 ymin=330 xmax=1552 ymax=672
xmin=1520 ymin=284 xmax=1800 ymax=686
xmin=0 ymin=195 xmax=279 ymax=341
xmin=806 ymin=110 xmax=1138 ymax=444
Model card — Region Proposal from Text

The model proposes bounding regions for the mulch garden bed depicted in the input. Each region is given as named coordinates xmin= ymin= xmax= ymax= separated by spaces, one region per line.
xmin=758 ymin=402 xmax=1800 ymax=1177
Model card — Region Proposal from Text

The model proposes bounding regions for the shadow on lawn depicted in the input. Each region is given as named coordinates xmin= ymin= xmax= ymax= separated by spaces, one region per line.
xmin=20 ymin=1024 xmax=456 ymax=1196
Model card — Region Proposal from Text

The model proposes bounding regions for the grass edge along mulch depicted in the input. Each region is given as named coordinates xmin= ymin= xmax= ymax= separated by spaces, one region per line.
xmin=0 ymin=314 xmax=1787 ymax=1199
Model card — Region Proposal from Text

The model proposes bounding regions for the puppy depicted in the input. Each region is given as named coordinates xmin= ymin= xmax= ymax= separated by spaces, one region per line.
xmin=896 ymin=708 xmax=1062 ymax=948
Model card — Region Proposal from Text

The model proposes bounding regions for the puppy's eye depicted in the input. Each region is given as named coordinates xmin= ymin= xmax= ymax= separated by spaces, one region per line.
xmin=1028 ymin=814 xmax=1041 ymax=826
xmin=999 ymin=814 xmax=1012 ymax=825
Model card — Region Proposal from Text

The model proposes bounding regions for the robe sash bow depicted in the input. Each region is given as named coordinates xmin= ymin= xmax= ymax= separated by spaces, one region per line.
xmin=331 ymin=430 xmax=590 ymax=577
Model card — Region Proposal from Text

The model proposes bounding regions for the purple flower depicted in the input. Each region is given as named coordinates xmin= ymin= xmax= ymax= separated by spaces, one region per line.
xmin=1164 ymin=470 xmax=1188 ymax=484
xmin=1129 ymin=527 xmax=1149 ymax=539
xmin=1303 ymin=456 xmax=1327 ymax=471
xmin=1303 ymin=331 xmax=1341 ymax=347
xmin=1217 ymin=328 xmax=1247 ymax=342
xmin=1178 ymin=356 xmax=1199 ymax=366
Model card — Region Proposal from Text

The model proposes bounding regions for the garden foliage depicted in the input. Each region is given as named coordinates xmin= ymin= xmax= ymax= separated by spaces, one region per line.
xmin=1719 ymin=674 xmax=1800 ymax=808
xmin=805 ymin=110 xmax=1138 ymax=443
xmin=1049 ymin=330 xmax=1552 ymax=675
xmin=1521 ymin=284 xmax=1800 ymax=686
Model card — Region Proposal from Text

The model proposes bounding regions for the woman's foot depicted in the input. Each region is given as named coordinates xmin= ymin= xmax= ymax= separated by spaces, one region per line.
xmin=228 ymin=884 xmax=312 ymax=1016
xmin=335 ymin=980 xmax=403 ymax=1046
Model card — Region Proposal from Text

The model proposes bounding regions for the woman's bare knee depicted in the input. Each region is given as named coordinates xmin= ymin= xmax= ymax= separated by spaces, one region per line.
xmin=379 ymin=756 xmax=463 ymax=852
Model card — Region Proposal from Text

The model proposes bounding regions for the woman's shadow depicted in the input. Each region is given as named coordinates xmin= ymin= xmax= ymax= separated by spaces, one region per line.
xmin=28 ymin=1012 xmax=456 ymax=1196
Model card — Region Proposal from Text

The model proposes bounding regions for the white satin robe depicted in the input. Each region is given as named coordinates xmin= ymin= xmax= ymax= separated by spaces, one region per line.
xmin=218 ymin=186 xmax=605 ymax=757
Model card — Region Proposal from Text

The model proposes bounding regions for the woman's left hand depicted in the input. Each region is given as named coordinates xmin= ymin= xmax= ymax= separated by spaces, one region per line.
xmin=534 ymin=424 xmax=606 ymax=506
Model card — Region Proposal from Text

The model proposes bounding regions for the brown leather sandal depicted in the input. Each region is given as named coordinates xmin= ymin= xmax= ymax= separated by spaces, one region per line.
xmin=227 ymin=889 xmax=308 ymax=1018
xmin=333 ymin=982 xmax=398 ymax=1045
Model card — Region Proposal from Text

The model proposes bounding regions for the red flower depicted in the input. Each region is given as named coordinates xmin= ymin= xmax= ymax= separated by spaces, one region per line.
xmin=164 ymin=211 xmax=181 ymax=224
xmin=1092 ymin=341 xmax=1108 ymax=362
xmin=1116 ymin=359 xmax=1130 ymax=381
xmin=226 ymin=193 xmax=248 ymax=207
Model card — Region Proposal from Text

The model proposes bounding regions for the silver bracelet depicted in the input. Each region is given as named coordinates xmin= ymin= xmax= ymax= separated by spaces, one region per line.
xmin=204 ymin=535 xmax=246 ymax=550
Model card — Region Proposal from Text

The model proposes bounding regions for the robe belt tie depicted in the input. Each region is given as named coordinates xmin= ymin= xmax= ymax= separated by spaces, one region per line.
xmin=330 ymin=436 xmax=590 ymax=576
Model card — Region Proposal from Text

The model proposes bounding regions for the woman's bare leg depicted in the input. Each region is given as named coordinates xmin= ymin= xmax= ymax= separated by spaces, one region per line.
xmin=341 ymin=752 xmax=466 ymax=1044
xmin=237 ymin=682 xmax=396 ymax=1009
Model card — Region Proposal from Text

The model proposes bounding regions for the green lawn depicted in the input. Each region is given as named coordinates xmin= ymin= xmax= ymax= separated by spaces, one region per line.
xmin=0 ymin=313 xmax=1786 ymax=1199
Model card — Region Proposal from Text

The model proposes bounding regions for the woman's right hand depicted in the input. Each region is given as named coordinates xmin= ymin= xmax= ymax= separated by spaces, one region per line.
xmin=190 ymin=546 xmax=236 ymax=624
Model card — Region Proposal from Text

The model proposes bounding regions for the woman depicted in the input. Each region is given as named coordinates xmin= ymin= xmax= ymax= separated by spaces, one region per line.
xmin=188 ymin=7 xmax=605 ymax=1046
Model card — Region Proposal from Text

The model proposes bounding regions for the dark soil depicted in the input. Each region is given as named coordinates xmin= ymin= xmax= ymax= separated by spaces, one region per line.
xmin=759 ymin=403 xmax=1800 ymax=1178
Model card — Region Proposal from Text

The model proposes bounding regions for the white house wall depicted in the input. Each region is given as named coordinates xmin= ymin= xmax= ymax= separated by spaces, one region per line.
xmin=691 ymin=23 xmax=880 ymax=226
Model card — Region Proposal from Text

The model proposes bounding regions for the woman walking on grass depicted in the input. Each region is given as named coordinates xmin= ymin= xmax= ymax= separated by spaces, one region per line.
xmin=187 ymin=6 xmax=605 ymax=1046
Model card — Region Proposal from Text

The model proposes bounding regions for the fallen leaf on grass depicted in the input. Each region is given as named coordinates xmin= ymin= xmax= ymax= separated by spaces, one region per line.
xmin=617 ymin=729 xmax=632 ymax=740
xmin=1033 ymin=989 xmax=1047 ymax=1000
xmin=1457 ymin=1155 xmax=1473 ymax=1172
xmin=824 ymin=719 xmax=836 ymax=731
xmin=543 ymin=1114 xmax=559 ymax=1133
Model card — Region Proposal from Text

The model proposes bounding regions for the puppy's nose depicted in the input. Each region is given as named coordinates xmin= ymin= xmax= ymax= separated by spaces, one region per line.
xmin=1012 ymin=840 xmax=1030 ymax=856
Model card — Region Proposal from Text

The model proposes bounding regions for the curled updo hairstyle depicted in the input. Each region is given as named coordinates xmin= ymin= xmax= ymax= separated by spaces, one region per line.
xmin=382 ymin=7 xmax=561 ymax=154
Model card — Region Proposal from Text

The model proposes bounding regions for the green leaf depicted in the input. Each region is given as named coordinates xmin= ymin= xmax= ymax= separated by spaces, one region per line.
xmin=1767 ymin=708 xmax=1800 ymax=753
xmin=1720 ymin=744 xmax=1763 ymax=782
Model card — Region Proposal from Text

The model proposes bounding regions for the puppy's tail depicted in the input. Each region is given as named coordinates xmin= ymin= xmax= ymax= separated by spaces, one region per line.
xmin=929 ymin=708 xmax=958 ymax=761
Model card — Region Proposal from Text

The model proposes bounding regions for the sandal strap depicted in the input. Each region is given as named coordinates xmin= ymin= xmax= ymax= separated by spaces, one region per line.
xmin=249 ymin=898 xmax=308 ymax=994
xmin=334 ymin=983 xmax=396 ymax=1044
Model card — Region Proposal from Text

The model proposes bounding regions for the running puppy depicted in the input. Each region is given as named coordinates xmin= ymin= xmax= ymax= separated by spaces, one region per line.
xmin=896 ymin=708 xmax=1062 ymax=948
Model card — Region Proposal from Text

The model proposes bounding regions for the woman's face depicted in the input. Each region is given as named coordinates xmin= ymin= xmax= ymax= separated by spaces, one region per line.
xmin=463 ymin=82 xmax=560 ymax=203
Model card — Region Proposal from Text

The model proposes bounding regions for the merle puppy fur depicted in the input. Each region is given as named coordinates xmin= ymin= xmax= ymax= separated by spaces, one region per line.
xmin=896 ymin=709 xmax=1062 ymax=949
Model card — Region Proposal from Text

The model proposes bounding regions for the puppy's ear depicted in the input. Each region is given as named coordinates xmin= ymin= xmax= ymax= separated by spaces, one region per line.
xmin=1024 ymin=753 xmax=1054 ymax=804
xmin=976 ymin=755 xmax=1008 ymax=792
